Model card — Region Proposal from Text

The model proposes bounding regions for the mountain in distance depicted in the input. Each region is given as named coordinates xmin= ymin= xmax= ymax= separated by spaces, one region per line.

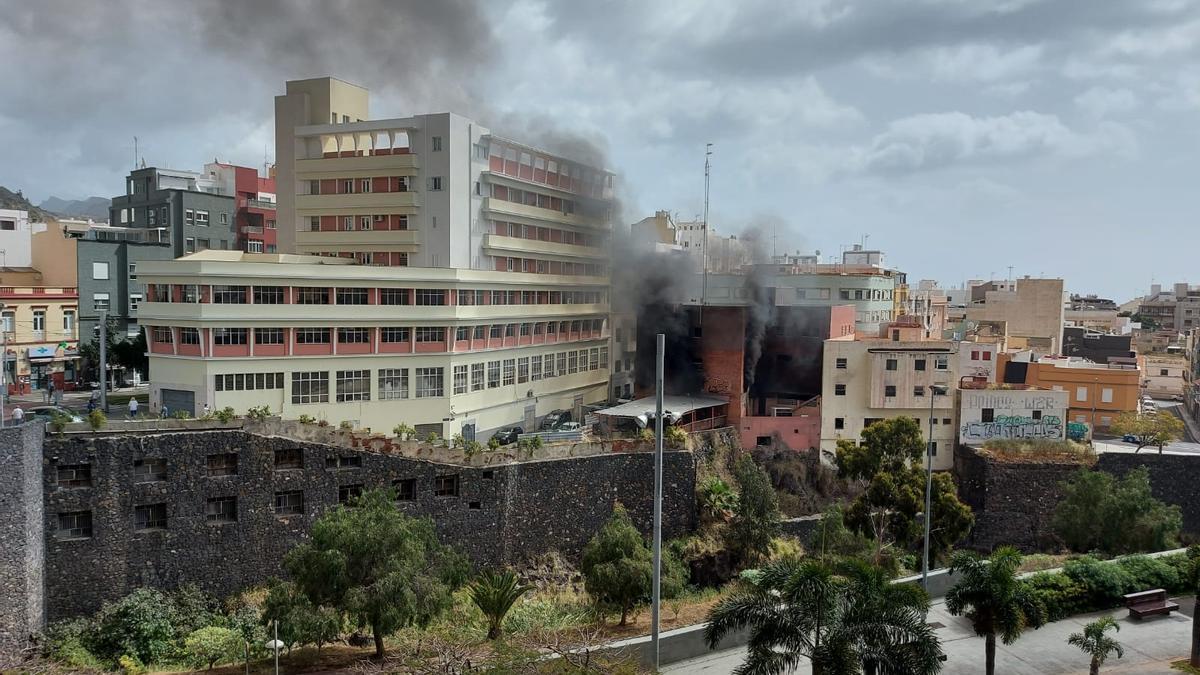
xmin=0 ymin=186 xmax=58 ymax=222
xmin=39 ymin=195 xmax=110 ymax=222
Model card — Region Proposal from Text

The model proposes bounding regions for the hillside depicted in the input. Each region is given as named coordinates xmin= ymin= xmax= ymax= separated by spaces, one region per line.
xmin=0 ymin=186 xmax=57 ymax=222
xmin=39 ymin=195 xmax=110 ymax=221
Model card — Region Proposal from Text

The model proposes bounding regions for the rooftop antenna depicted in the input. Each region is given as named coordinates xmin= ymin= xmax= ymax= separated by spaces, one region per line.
xmin=701 ymin=143 xmax=712 ymax=320
xmin=1007 ymin=265 xmax=1014 ymax=284
xmin=133 ymin=136 xmax=138 ymax=169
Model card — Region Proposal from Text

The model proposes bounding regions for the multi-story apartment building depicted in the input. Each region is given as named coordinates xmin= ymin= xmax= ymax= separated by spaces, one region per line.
xmin=136 ymin=76 xmax=616 ymax=437
xmin=964 ymin=277 xmax=1066 ymax=353
xmin=1137 ymin=283 xmax=1200 ymax=333
xmin=999 ymin=354 xmax=1140 ymax=433
xmin=76 ymin=226 xmax=174 ymax=342
xmin=109 ymin=167 xmax=237 ymax=257
xmin=821 ymin=325 xmax=959 ymax=470
xmin=205 ymin=163 xmax=278 ymax=253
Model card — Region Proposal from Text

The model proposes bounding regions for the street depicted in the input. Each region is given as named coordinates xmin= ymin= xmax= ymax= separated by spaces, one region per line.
xmin=1095 ymin=399 xmax=1200 ymax=455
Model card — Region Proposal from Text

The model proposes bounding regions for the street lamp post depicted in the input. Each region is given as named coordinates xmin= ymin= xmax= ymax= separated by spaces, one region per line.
xmin=264 ymin=621 xmax=283 ymax=675
xmin=922 ymin=384 xmax=949 ymax=589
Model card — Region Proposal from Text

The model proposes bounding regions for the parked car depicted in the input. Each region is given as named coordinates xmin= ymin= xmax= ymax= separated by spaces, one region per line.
xmin=557 ymin=421 xmax=581 ymax=432
xmin=493 ymin=427 xmax=523 ymax=445
xmin=540 ymin=410 xmax=570 ymax=430
xmin=27 ymin=406 xmax=83 ymax=423
xmin=1122 ymin=434 xmax=1140 ymax=443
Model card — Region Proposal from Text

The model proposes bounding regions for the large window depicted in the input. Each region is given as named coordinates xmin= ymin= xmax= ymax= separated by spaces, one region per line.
xmin=557 ymin=352 xmax=567 ymax=376
xmin=215 ymin=372 xmax=283 ymax=391
xmin=274 ymin=490 xmax=304 ymax=515
xmin=206 ymin=496 xmax=237 ymax=523
xmin=337 ymin=327 xmax=370 ymax=344
xmin=255 ymin=328 xmax=285 ymax=345
xmin=212 ymin=285 xmax=247 ymax=304
xmin=380 ymin=288 xmax=411 ymax=305
xmin=415 ymin=327 xmax=445 ymax=342
xmin=135 ymin=503 xmax=167 ymax=530
xmin=291 ymin=371 xmax=329 ymax=404
xmin=253 ymin=286 xmax=284 ymax=304
xmin=206 ymin=452 xmax=238 ymax=477
xmin=415 ymin=367 xmax=444 ymax=398
xmin=590 ymin=348 xmax=600 ymax=370
xmin=544 ymin=354 xmax=555 ymax=378
xmin=336 ymin=370 xmax=371 ymax=402
xmin=415 ymin=289 xmax=446 ymax=306
xmin=471 ymin=363 xmax=484 ymax=391
xmin=295 ymin=328 xmax=330 ymax=344
xmin=568 ymin=351 xmax=579 ymax=374
xmin=213 ymin=328 xmax=247 ymax=345
xmin=337 ymin=288 xmax=369 ymax=305
xmin=56 ymin=511 xmax=92 ymax=539
xmin=487 ymin=361 xmax=500 ymax=388
xmin=453 ymin=365 xmax=468 ymax=395
xmin=502 ymin=359 xmax=515 ymax=385
xmin=152 ymin=327 xmax=173 ymax=343
xmin=296 ymin=287 xmax=330 ymax=305
xmin=517 ymin=357 xmax=529 ymax=383
xmin=381 ymin=327 xmax=410 ymax=343
xmin=378 ymin=369 xmax=408 ymax=399
xmin=531 ymin=357 xmax=542 ymax=381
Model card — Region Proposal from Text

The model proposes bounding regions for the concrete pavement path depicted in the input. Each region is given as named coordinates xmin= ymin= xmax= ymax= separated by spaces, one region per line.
xmin=664 ymin=597 xmax=1196 ymax=674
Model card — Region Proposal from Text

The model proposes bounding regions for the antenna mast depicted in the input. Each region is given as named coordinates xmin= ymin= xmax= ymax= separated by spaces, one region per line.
xmin=701 ymin=143 xmax=712 ymax=320
xmin=133 ymin=136 xmax=138 ymax=169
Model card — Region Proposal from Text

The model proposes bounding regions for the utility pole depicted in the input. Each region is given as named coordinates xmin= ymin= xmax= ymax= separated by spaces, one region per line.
xmin=651 ymin=333 xmax=665 ymax=670
xmin=923 ymin=383 xmax=948 ymax=589
xmin=701 ymin=144 xmax=712 ymax=314
xmin=98 ymin=310 xmax=108 ymax=413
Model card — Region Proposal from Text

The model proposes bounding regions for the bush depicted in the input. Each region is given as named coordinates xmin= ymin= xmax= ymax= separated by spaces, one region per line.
xmin=488 ymin=435 xmax=501 ymax=450
xmin=1023 ymin=572 xmax=1089 ymax=621
xmin=1063 ymin=556 xmax=1137 ymax=607
xmin=118 ymin=654 xmax=146 ymax=674
xmin=697 ymin=476 xmax=737 ymax=523
xmin=463 ymin=439 xmax=484 ymax=457
xmin=86 ymin=409 xmax=107 ymax=431
xmin=393 ymin=422 xmax=415 ymax=438
xmin=426 ymin=431 xmax=440 ymax=444
xmin=639 ymin=427 xmax=654 ymax=443
xmin=1114 ymin=555 xmax=1181 ymax=592
xmin=43 ymin=617 xmax=105 ymax=670
xmin=81 ymin=588 xmax=178 ymax=664
xmin=339 ymin=420 xmax=354 ymax=431
xmin=183 ymin=626 xmax=241 ymax=670
xmin=171 ymin=409 xmax=191 ymax=419
xmin=1053 ymin=467 xmax=1182 ymax=554
xmin=665 ymin=424 xmax=687 ymax=448
xmin=246 ymin=405 xmax=272 ymax=421
xmin=726 ymin=455 xmax=781 ymax=567
xmin=298 ymin=414 xmax=316 ymax=425
xmin=214 ymin=407 xmax=237 ymax=423
xmin=50 ymin=412 xmax=72 ymax=434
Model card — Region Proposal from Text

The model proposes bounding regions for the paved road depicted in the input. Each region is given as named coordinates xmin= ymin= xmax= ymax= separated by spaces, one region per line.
xmin=665 ymin=598 xmax=1196 ymax=674
xmin=1092 ymin=399 xmax=1200 ymax=455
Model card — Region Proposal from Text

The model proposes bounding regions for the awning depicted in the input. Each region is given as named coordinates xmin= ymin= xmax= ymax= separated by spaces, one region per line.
xmin=595 ymin=393 xmax=729 ymax=427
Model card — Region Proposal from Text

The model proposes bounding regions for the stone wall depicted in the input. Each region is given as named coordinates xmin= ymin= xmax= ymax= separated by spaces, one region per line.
xmin=0 ymin=423 xmax=45 ymax=654
xmin=955 ymin=445 xmax=1200 ymax=551
xmin=42 ymin=430 xmax=696 ymax=621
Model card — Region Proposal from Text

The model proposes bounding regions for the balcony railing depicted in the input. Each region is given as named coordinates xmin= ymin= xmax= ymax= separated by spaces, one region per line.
xmin=242 ymin=225 xmax=265 ymax=234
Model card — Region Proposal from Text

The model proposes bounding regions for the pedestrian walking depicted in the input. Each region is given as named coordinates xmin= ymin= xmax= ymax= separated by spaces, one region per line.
xmin=12 ymin=406 xmax=23 ymax=424
xmin=53 ymin=385 xmax=62 ymax=406
xmin=160 ymin=405 xmax=169 ymax=419
xmin=202 ymin=403 xmax=211 ymax=417
xmin=128 ymin=396 xmax=139 ymax=418
xmin=47 ymin=381 xmax=55 ymax=405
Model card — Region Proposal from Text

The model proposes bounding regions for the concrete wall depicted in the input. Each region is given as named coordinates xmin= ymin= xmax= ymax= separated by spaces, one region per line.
xmin=958 ymin=388 xmax=1069 ymax=444
xmin=41 ymin=430 xmax=697 ymax=620
xmin=0 ymin=423 xmax=45 ymax=653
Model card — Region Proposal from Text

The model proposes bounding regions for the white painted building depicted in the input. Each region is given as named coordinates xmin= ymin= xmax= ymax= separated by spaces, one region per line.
xmin=0 ymin=208 xmax=34 ymax=268
xmin=958 ymin=387 xmax=1069 ymax=445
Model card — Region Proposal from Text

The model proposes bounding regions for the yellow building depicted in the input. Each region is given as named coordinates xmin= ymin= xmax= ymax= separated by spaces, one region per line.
xmin=1 ymin=284 xmax=80 ymax=393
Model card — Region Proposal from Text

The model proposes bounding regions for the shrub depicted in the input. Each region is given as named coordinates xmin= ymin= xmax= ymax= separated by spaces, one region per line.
xmin=44 ymin=617 xmax=105 ymax=670
xmin=529 ymin=435 xmax=544 ymax=450
xmin=118 ymin=654 xmax=146 ymax=674
xmin=768 ymin=536 xmax=805 ymax=562
xmin=86 ymin=409 xmax=107 ymax=431
xmin=487 ymin=435 xmax=501 ymax=450
xmin=665 ymin=424 xmax=688 ymax=448
xmin=49 ymin=412 xmax=71 ymax=434
xmin=697 ymin=476 xmax=737 ymax=523
xmin=393 ymin=422 xmax=416 ymax=438
xmin=639 ymin=427 xmax=655 ymax=443
xmin=1114 ymin=555 xmax=1180 ymax=592
xmin=451 ymin=433 xmax=465 ymax=449
xmin=316 ymin=419 xmax=330 ymax=427
xmin=463 ymin=440 xmax=484 ymax=458
xmin=1023 ymin=572 xmax=1089 ymax=621
xmin=171 ymin=410 xmax=191 ymax=419
xmin=470 ymin=570 xmax=534 ymax=640
xmin=245 ymin=405 xmax=272 ymax=421
xmin=426 ymin=431 xmax=440 ymax=444
xmin=183 ymin=626 xmax=241 ymax=670
xmin=214 ymin=407 xmax=237 ymax=423
xmin=726 ymin=455 xmax=781 ymax=567
xmin=81 ymin=588 xmax=178 ymax=664
xmin=1063 ymin=556 xmax=1136 ymax=607
xmin=1053 ymin=467 xmax=1182 ymax=554
xmin=298 ymin=414 xmax=316 ymax=425
xmin=338 ymin=420 xmax=354 ymax=431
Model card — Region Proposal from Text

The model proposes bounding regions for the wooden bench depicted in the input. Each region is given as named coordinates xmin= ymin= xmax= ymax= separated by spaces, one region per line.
xmin=1123 ymin=589 xmax=1180 ymax=619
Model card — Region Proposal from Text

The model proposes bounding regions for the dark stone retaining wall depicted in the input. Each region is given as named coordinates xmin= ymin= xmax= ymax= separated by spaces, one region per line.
xmin=0 ymin=423 xmax=45 ymax=654
xmin=954 ymin=445 xmax=1200 ymax=551
xmin=42 ymin=430 xmax=697 ymax=621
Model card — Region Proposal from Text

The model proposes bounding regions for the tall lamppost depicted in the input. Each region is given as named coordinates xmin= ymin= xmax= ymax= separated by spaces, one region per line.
xmin=922 ymin=384 xmax=949 ymax=589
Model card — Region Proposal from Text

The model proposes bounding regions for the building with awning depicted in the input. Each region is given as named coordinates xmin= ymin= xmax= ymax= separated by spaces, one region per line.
xmin=594 ymin=393 xmax=728 ymax=433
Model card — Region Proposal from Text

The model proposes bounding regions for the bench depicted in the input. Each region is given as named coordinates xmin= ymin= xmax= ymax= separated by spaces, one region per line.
xmin=1123 ymin=589 xmax=1180 ymax=619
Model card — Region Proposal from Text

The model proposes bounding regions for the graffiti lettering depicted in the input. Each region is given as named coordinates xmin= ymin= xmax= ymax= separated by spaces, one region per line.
xmin=961 ymin=415 xmax=1064 ymax=441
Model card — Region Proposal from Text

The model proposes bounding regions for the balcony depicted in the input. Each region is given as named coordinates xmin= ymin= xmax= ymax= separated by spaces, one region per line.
xmin=482 ymin=234 xmax=607 ymax=260
xmin=0 ymin=286 xmax=79 ymax=299
xmin=295 ymin=228 xmax=421 ymax=250
xmin=242 ymin=225 xmax=265 ymax=234
xmin=238 ymin=198 xmax=276 ymax=211
xmin=482 ymin=198 xmax=606 ymax=230
xmin=296 ymin=191 xmax=421 ymax=214
xmin=296 ymin=152 xmax=420 ymax=176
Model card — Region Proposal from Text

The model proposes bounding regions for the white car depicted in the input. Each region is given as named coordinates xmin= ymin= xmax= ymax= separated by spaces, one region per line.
xmin=557 ymin=422 xmax=581 ymax=432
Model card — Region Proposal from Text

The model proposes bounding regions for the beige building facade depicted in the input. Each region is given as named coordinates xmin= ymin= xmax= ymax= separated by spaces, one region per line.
xmin=965 ymin=277 xmax=1065 ymax=353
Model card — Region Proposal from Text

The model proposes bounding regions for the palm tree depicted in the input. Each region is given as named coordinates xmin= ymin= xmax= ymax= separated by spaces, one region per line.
xmin=469 ymin=569 xmax=534 ymax=640
xmin=945 ymin=547 xmax=1047 ymax=675
xmin=1068 ymin=616 xmax=1123 ymax=675
xmin=704 ymin=558 xmax=943 ymax=675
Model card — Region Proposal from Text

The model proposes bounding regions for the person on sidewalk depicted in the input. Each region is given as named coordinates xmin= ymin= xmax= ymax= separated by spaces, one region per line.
xmin=128 ymin=396 xmax=139 ymax=419
xmin=12 ymin=406 xmax=24 ymax=424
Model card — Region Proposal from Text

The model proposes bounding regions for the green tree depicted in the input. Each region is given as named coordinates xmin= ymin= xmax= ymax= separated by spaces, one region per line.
xmin=697 ymin=476 xmax=738 ymax=524
xmin=1110 ymin=410 xmax=1184 ymax=453
xmin=262 ymin=580 xmax=342 ymax=655
xmin=1067 ymin=615 xmax=1123 ymax=675
xmin=469 ymin=569 xmax=534 ymax=640
xmin=726 ymin=455 xmax=781 ymax=566
xmin=582 ymin=504 xmax=652 ymax=626
xmin=81 ymin=588 xmax=178 ymax=665
xmin=183 ymin=626 xmax=240 ymax=670
xmin=704 ymin=558 xmax=943 ymax=675
xmin=946 ymin=547 xmax=1047 ymax=675
xmin=283 ymin=489 xmax=468 ymax=657
xmin=836 ymin=417 xmax=924 ymax=482
xmin=1052 ymin=467 xmax=1182 ymax=554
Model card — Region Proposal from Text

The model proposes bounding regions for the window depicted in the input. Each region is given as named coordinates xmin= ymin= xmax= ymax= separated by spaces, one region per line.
xmin=503 ymin=359 xmax=515 ymax=385
xmin=93 ymin=292 xmax=110 ymax=311
xmin=885 ymin=358 xmax=897 ymax=371
xmin=544 ymin=354 xmax=555 ymax=377
xmin=274 ymin=448 xmax=303 ymax=470
xmin=337 ymin=288 xmax=369 ymax=305
xmin=133 ymin=457 xmax=167 ymax=482
xmin=128 ymin=293 xmax=142 ymax=312
xmin=489 ymin=324 xmax=503 ymax=339
xmin=568 ymin=351 xmax=579 ymax=374
xmin=56 ymin=511 xmax=92 ymax=539
xmin=434 ymin=475 xmax=459 ymax=497
xmin=415 ymin=289 xmax=446 ymax=305
xmin=935 ymin=356 xmax=949 ymax=370
xmin=943 ymin=418 xmax=952 ymax=425
xmin=1076 ymin=386 xmax=1088 ymax=402
xmin=253 ymin=286 xmax=284 ymax=304
xmin=381 ymin=327 xmax=410 ymax=343
xmin=415 ymin=327 xmax=445 ymax=342
xmin=338 ymin=484 xmax=365 ymax=505
xmin=1101 ymin=388 xmax=1113 ymax=404
xmin=470 ymin=363 xmax=485 ymax=391
xmin=884 ymin=385 xmax=897 ymax=397
xmin=1032 ymin=410 xmax=1043 ymax=420
xmin=834 ymin=417 xmax=845 ymax=430
xmin=914 ymin=386 xmax=925 ymax=397
xmin=206 ymin=497 xmax=238 ymax=523
xmin=531 ymin=357 xmax=542 ymax=381
xmin=274 ymin=490 xmax=304 ymax=515
xmin=326 ymin=455 xmax=362 ymax=469
xmin=929 ymin=442 xmax=938 ymax=457
xmin=428 ymin=176 xmax=444 ymax=191
xmin=152 ymin=327 xmax=173 ymax=343
xmin=380 ymin=288 xmax=410 ymax=305
xmin=296 ymin=287 xmax=330 ymax=304
xmin=453 ymin=365 xmax=468 ymax=394
xmin=179 ymin=328 xmax=200 ymax=345
xmin=135 ymin=504 xmax=167 ymax=530
xmin=56 ymin=464 xmax=92 ymax=488
xmin=485 ymin=360 xmax=502 ymax=388
xmin=983 ymin=351 xmax=992 ymax=361
xmin=835 ymin=358 xmax=847 ymax=369
xmin=295 ymin=328 xmax=330 ymax=344
xmin=195 ymin=210 xmax=210 ymax=225
xmin=185 ymin=237 xmax=195 ymax=253
xmin=394 ymin=478 xmax=416 ymax=502
xmin=834 ymin=384 xmax=846 ymax=396
xmin=206 ymin=452 xmax=238 ymax=477
xmin=557 ymin=352 xmax=567 ymax=375
xmin=92 ymin=262 xmax=109 ymax=280
xmin=336 ymin=370 xmax=371 ymax=402
xmin=431 ymin=135 xmax=443 ymax=151
xmin=337 ymin=327 xmax=370 ymax=344
xmin=590 ymin=348 xmax=600 ymax=370
xmin=416 ymin=367 xmax=444 ymax=397
xmin=982 ymin=408 xmax=995 ymax=423
xmin=213 ymin=328 xmax=247 ymax=345
xmin=292 ymin=371 xmax=330 ymax=404
xmin=455 ymin=326 xmax=469 ymax=341
xmin=255 ymin=328 xmax=284 ymax=345
xmin=378 ymin=368 xmax=409 ymax=399
xmin=914 ymin=359 xmax=926 ymax=371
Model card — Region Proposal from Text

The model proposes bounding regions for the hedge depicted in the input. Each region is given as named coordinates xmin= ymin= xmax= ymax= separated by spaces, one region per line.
xmin=1022 ymin=549 xmax=1197 ymax=622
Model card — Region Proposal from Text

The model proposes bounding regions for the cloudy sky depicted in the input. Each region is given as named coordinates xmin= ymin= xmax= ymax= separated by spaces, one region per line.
xmin=2 ymin=0 xmax=1198 ymax=301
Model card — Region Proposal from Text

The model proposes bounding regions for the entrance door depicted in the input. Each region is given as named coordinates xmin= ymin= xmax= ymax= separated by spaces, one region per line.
xmin=461 ymin=421 xmax=476 ymax=442
xmin=161 ymin=389 xmax=196 ymax=416
xmin=523 ymin=405 xmax=536 ymax=431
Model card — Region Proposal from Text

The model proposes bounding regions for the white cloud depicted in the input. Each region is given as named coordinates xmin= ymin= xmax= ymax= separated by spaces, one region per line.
xmin=1074 ymin=87 xmax=1140 ymax=117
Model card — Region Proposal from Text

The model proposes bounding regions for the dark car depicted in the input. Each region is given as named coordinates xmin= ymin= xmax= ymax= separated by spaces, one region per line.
xmin=493 ymin=427 xmax=523 ymax=445
xmin=540 ymin=410 xmax=570 ymax=430
xmin=1122 ymin=434 xmax=1139 ymax=443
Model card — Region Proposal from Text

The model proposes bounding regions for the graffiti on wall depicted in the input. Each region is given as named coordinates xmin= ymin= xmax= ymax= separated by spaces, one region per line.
xmin=961 ymin=415 xmax=1064 ymax=441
